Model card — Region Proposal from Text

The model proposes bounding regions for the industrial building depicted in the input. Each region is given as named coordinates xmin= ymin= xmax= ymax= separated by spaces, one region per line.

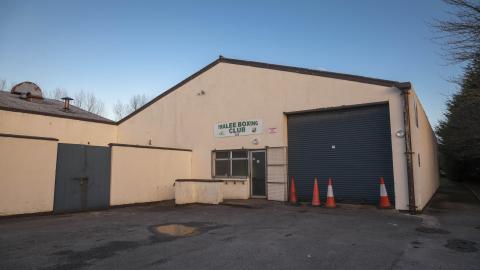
xmin=0 ymin=57 xmax=439 ymax=216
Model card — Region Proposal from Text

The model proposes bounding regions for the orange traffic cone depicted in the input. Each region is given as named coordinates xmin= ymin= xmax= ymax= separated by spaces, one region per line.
xmin=312 ymin=177 xmax=321 ymax=206
xmin=289 ymin=176 xmax=297 ymax=204
xmin=325 ymin=178 xmax=336 ymax=208
xmin=379 ymin=177 xmax=392 ymax=209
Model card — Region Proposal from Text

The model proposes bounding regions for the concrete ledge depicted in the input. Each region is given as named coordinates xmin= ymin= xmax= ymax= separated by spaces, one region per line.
xmin=176 ymin=179 xmax=223 ymax=182
xmin=109 ymin=143 xmax=192 ymax=152
xmin=0 ymin=133 xmax=59 ymax=141
xmin=222 ymin=179 xmax=250 ymax=200
xmin=175 ymin=179 xmax=223 ymax=205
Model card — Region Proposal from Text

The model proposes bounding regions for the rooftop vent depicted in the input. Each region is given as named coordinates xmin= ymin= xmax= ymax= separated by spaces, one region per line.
xmin=11 ymin=81 xmax=43 ymax=100
xmin=61 ymin=97 xmax=74 ymax=110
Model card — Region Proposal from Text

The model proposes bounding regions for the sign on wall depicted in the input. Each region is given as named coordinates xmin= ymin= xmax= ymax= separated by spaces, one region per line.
xmin=214 ymin=119 xmax=263 ymax=137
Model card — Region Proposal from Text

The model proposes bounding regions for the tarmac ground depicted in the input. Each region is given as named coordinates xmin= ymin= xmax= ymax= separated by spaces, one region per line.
xmin=0 ymin=180 xmax=479 ymax=270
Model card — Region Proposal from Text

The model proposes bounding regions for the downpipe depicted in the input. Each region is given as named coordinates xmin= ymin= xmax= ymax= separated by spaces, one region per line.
xmin=396 ymin=82 xmax=417 ymax=214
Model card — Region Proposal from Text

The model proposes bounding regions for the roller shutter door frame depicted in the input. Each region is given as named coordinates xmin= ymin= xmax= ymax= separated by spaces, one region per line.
xmin=287 ymin=102 xmax=395 ymax=205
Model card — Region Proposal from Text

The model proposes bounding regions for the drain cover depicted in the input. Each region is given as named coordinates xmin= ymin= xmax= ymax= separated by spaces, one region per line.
xmin=445 ymin=239 xmax=478 ymax=253
xmin=154 ymin=224 xmax=199 ymax=237
xmin=415 ymin=226 xmax=450 ymax=234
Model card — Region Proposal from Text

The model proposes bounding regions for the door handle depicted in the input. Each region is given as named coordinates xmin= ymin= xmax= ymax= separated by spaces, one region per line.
xmin=73 ymin=177 xmax=89 ymax=185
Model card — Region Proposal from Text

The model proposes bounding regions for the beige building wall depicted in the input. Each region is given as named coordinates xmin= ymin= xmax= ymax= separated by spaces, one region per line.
xmin=109 ymin=145 xmax=191 ymax=205
xmin=409 ymin=91 xmax=440 ymax=211
xmin=117 ymin=62 xmax=411 ymax=210
xmin=0 ymin=110 xmax=117 ymax=146
xmin=0 ymin=136 xmax=57 ymax=216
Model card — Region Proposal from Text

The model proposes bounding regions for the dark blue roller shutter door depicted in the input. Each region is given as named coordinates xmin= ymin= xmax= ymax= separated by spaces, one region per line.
xmin=287 ymin=103 xmax=395 ymax=204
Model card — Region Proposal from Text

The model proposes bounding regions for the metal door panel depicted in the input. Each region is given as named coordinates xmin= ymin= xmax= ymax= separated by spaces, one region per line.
xmin=251 ymin=151 xmax=266 ymax=197
xmin=85 ymin=146 xmax=111 ymax=209
xmin=54 ymin=144 xmax=110 ymax=213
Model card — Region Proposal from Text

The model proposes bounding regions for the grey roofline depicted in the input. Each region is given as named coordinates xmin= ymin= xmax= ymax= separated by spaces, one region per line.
xmin=0 ymin=104 xmax=116 ymax=125
xmin=117 ymin=56 xmax=411 ymax=124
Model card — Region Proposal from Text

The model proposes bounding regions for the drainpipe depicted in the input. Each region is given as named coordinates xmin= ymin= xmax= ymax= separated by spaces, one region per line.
xmin=396 ymin=82 xmax=416 ymax=214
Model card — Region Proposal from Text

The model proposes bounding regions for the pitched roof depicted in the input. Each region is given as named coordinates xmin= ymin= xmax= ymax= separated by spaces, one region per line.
xmin=0 ymin=91 xmax=115 ymax=124
xmin=118 ymin=56 xmax=408 ymax=124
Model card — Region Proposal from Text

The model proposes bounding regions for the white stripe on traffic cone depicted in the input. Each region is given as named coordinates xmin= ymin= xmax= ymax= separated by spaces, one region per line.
xmin=325 ymin=178 xmax=336 ymax=208
xmin=379 ymin=177 xmax=392 ymax=209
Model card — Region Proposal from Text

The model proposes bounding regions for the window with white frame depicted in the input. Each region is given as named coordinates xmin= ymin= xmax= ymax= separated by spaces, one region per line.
xmin=213 ymin=150 xmax=248 ymax=178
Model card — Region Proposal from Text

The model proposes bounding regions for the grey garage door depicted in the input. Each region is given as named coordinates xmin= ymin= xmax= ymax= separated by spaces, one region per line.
xmin=287 ymin=103 xmax=395 ymax=205
xmin=53 ymin=144 xmax=111 ymax=213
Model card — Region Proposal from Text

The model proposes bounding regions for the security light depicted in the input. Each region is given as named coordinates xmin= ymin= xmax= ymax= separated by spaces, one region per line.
xmin=396 ymin=129 xmax=405 ymax=138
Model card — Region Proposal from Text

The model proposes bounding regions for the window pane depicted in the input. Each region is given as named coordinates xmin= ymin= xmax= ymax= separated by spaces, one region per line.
xmin=232 ymin=151 xmax=247 ymax=159
xmin=232 ymin=159 xmax=248 ymax=176
xmin=215 ymin=160 xmax=229 ymax=176
xmin=215 ymin=151 xmax=229 ymax=159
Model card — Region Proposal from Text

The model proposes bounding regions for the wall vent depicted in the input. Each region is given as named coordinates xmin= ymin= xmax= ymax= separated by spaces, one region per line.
xmin=11 ymin=81 xmax=43 ymax=100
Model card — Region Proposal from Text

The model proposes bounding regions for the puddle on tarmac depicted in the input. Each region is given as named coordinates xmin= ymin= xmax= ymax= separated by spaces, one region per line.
xmin=415 ymin=226 xmax=450 ymax=234
xmin=154 ymin=224 xmax=199 ymax=237
xmin=149 ymin=222 xmax=227 ymax=242
xmin=445 ymin=239 xmax=478 ymax=253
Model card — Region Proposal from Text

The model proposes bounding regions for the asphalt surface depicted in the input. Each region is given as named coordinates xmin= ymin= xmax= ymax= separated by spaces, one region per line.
xmin=0 ymin=180 xmax=479 ymax=270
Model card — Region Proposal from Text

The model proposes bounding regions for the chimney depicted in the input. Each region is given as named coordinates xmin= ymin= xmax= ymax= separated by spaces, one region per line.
xmin=61 ymin=97 xmax=73 ymax=110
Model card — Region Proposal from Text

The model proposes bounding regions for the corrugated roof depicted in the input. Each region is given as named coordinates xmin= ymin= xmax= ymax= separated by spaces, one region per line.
xmin=0 ymin=91 xmax=114 ymax=124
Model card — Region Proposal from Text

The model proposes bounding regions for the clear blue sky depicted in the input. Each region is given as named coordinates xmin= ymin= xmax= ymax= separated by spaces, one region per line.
xmin=0 ymin=0 xmax=462 ymax=124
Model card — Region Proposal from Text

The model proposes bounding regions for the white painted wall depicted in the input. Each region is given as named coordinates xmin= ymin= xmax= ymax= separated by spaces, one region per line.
xmin=0 ymin=136 xmax=57 ymax=216
xmin=0 ymin=110 xmax=116 ymax=146
xmin=409 ymin=90 xmax=440 ymax=211
xmin=109 ymin=145 xmax=191 ymax=205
